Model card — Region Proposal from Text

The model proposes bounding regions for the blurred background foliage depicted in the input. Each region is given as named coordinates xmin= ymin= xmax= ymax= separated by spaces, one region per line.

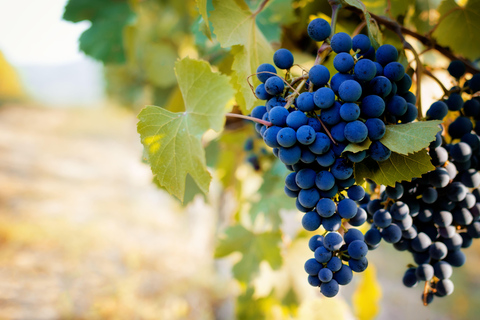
xmin=0 ymin=0 xmax=476 ymax=319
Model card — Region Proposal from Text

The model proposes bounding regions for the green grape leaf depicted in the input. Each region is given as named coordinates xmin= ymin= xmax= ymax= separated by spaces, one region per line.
xmin=412 ymin=0 xmax=443 ymax=34
xmin=63 ymin=0 xmax=134 ymax=64
xmin=433 ymin=0 xmax=480 ymax=60
xmin=340 ymin=0 xmax=382 ymax=49
xmin=215 ymin=225 xmax=283 ymax=283
xmin=354 ymin=150 xmax=434 ymax=187
xmin=256 ymin=0 xmax=296 ymax=43
xmin=380 ymin=121 xmax=442 ymax=155
xmin=144 ymin=43 xmax=178 ymax=88
xmin=250 ymin=160 xmax=295 ymax=230
xmin=343 ymin=138 xmax=372 ymax=154
xmin=363 ymin=0 xmax=415 ymax=18
xmin=216 ymin=129 xmax=250 ymax=188
xmin=137 ymin=57 xmax=234 ymax=202
xmin=210 ymin=0 xmax=274 ymax=114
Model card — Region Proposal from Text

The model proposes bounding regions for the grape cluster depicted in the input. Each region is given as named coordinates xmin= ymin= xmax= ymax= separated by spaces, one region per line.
xmin=363 ymin=61 xmax=480 ymax=304
xmin=248 ymin=16 xmax=424 ymax=297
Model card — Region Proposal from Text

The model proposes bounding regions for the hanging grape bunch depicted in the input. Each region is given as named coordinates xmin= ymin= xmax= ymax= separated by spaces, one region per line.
xmin=248 ymin=11 xmax=429 ymax=297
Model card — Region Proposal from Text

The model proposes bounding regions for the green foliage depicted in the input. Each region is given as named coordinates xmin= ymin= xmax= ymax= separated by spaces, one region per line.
xmin=63 ymin=0 xmax=134 ymax=64
xmin=249 ymin=160 xmax=296 ymax=230
xmin=210 ymin=0 xmax=274 ymax=114
xmin=354 ymin=150 xmax=435 ymax=187
xmin=137 ymin=57 xmax=234 ymax=201
xmin=215 ymin=224 xmax=283 ymax=283
xmin=433 ymin=0 xmax=480 ymax=60
xmin=380 ymin=121 xmax=442 ymax=155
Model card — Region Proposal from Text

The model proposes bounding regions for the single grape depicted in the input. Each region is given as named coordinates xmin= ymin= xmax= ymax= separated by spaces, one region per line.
xmin=331 ymin=32 xmax=352 ymax=53
xmin=273 ymin=48 xmax=294 ymax=69
xmin=307 ymin=18 xmax=331 ymax=42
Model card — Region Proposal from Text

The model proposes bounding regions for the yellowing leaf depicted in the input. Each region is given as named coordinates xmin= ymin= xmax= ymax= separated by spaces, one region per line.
xmin=0 ymin=51 xmax=23 ymax=99
xmin=354 ymin=150 xmax=434 ymax=187
xmin=210 ymin=0 xmax=274 ymax=114
xmin=380 ymin=121 xmax=442 ymax=155
xmin=137 ymin=57 xmax=234 ymax=201
xmin=353 ymin=264 xmax=382 ymax=320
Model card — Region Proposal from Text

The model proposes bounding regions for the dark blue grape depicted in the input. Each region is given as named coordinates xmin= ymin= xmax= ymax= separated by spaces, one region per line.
xmin=278 ymin=145 xmax=301 ymax=165
xmin=361 ymin=95 xmax=385 ymax=118
xmin=296 ymin=168 xmax=316 ymax=189
xmin=263 ymin=126 xmax=282 ymax=148
xmin=448 ymin=117 xmax=473 ymax=139
xmin=337 ymin=198 xmax=358 ymax=219
xmin=273 ymin=48 xmax=294 ymax=69
xmin=302 ymin=211 xmax=322 ymax=231
xmin=340 ymin=102 xmax=360 ymax=121
xmin=369 ymin=76 xmax=392 ymax=98
xmin=348 ymin=240 xmax=368 ymax=259
xmin=304 ymin=258 xmax=322 ymax=275
xmin=396 ymin=74 xmax=412 ymax=94
xmin=307 ymin=275 xmax=321 ymax=287
xmin=365 ymin=118 xmax=386 ymax=140
xmin=316 ymin=149 xmax=336 ymax=167
xmin=286 ymin=111 xmax=308 ymax=130
xmin=416 ymin=264 xmax=434 ymax=281
xmin=255 ymin=83 xmax=272 ymax=100
xmin=448 ymin=60 xmax=466 ymax=78
xmin=316 ymin=171 xmax=335 ymax=191
xmin=277 ymin=127 xmax=296 ymax=147
xmin=386 ymin=95 xmax=407 ymax=116
xmin=298 ymin=188 xmax=320 ymax=208
xmin=331 ymin=122 xmax=347 ymax=143
xmin=309 ymin=132 xmax=331 ymax=154
xmin=308 ymin=235 xmax=324 ymax=251
xmin=320 ymin=101 xmax=342 ymax=126
xmin=307 ymin=18 xmax=331 ymax=42
xmin=383 ymin=62 xmax=405 ymax=82
xmin=320 ymin=279 xmax=339 ymax=297
xmin=322 ymin=214 xmax=342 ymax=231
xmin=251 ymin=105 xmax=267 ymax=119
xmin=344 ymin=120 xmax=368 ymax=143
xmin=370 ymin=141 xmax=391 ymax=162
xmin=297 ymin=125 xmax=316 ymax=145
xmin=331 ymin=32 xmax=352 ymax=53
xmin=427 ymin=101 xmax=448 ymax=120
xmin=349 ymin=257 xmax=368 ymax=272
xmin=297 ymin=92 xmax=315 ymax=112
xmin=375 ymin=44 xmax=398 ymax=66
xmin=316 ymin=198 xmax=336 ymax=218
xmin=269 ymin=106 xmax=288 ymax=126
xmin=324 ymin=232 xmax=344 ymax=251
xmin=256 ymin=63 xmax=276 ymax=83
xmin=309 ymin=65 xmax=330 ymax=87
xmin=333 ymin=264 xmax=353 ymax=285
xmin=403 ymin=268 xmax=418 ymax=287
xmin=339 ymin=80 xmax=362 ymax=102
xmin=347 ymin=185 xmax=365 ymax=201
xmin=352 ymin=34 xmax=371 ymax=54
xmin=399 ymin=103 xmax=418 ymax=123
xmin=354 ymin=58 xmax=376 ymax=81
xmin=314 ymin=87 xmax=336 ymax=109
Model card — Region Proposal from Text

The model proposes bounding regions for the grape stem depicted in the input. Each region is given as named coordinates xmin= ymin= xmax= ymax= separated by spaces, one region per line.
xmin=352 ymin=21 xmax=367 ymax=37
xmin=423 ymin=68 xmax=449 ymax=97
xmin=423 ymin=281 xmax=430 ymax=306
xmin=344 ymin=7 xmax=480 ymax=74
xmin=312 ymin=112 xmax=338 ymax=146
xmin=226 ymin=113 xmax=273 ymax=127
xmin=251 ymin=0 xmax=270 ymax=17
xmin=314 ymin=43 xmax=333 ymax=66
xmin=329 ymin=2 xmax=341 ymax=38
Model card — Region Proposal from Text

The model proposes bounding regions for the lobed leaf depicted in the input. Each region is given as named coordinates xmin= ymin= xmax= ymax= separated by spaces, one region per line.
xmin=215 ymin=225 xmax=283 ymax=283
xmin=380 ymin=121 xmax=442 ymax=155
xmin=137 ymin=57 xmax=234 ymax=202
xmin=354 ymin=150 xmax=435 ymax=187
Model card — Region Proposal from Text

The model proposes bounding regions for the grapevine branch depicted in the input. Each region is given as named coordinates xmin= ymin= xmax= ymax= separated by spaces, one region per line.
xmin=345 ymin=7 xmax=480 ymax=74
xmin=251 ymin=0 xmax=270 ymax=17
xmin=423 ymin=68 xmax=449 ymax=96
xmin=226 ymin=113 xmax=273 ymax=126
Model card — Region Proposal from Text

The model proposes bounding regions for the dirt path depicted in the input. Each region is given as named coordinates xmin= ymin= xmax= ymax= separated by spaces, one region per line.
xmin=0 ymin=104 xmax=220 ymax=320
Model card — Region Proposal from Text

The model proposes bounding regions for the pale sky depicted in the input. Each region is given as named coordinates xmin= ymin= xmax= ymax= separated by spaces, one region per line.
xmin=0 ymin=0 xmax=90 ymax=66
